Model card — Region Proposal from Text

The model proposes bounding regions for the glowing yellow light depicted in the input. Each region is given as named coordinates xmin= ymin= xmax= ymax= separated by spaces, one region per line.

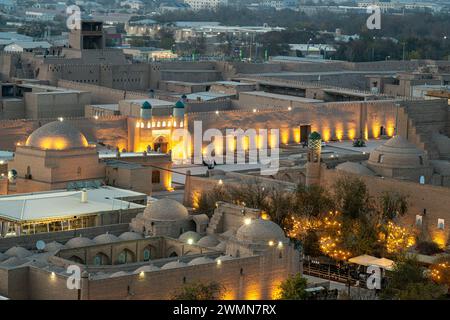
xmin=244 ymin=218 xmax=252 ymax=225
xmin=348 ymin=128 xmax=356 ymax=140
xmin=139 ymin=271 xmax=145 ymax=278
xmin=277 ymin=241 xmax=283 ymax=248
xmin=218 ymin=179 xmax=223 ymax=185
xmin=281 ymin=128 xmax=289 ymax=145
xmin=322 ymin=129 xmax=331 ymax=142
xmin=253 ymin=108 xmax=257 ymax=113
xmin=293 ymin=127 xmax=301 ymax=143
xmin=215 ymin=110 xmax=219 ymax=115
xmin=216 ymin=259 xmax=222 ymax=266
xmin=187 ymin=238 xmax=194 ymax=245
xmin=268 ymin=240 xmax=274 ymax=246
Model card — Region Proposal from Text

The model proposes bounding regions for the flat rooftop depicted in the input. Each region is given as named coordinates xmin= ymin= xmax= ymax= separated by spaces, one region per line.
xmin=240 ymin=91 xmax=324 ymax=103
xmin=0 ymin=186 xmax=146 ymax=222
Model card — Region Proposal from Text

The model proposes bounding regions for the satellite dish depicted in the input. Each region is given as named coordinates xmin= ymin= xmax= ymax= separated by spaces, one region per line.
xmin=36 ymin=240 xmax=46 ymax=251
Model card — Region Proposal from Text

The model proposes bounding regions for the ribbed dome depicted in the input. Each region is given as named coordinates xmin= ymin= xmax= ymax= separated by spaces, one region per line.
xmin=93 ymin=233 xmax=119 ymax=244
xmin=119 ymin=232 xmax=143 ymax=241
xmin=336 ymin=162 xmax=375 ymax=176
xmin=179 ymin=231 xmax=201 ymax=244
xmin=161 ymin=260 xmax=187 ymax=270
xmin=197 ymin=235 xmax=220 ymax=248
xmin=0 ymin=252 xmax=9 ymax=262
xmin=4 ymin=246 xmax=32 ymax=258
xmin=215 ymin=255 xmax=234 ymax=262
xmin=214 ymin=241 xmax=227 ymax=251
xmin=143 ymin=198 xmax=188 ymax=221
xmin=44 ymin=241 xmax=65 ymax=252
xmin=65 ymin=236 xmax=95 ymax=248
xmin=133 ymin=265 xmax=160 ymax=274
xmin=1 ymin=257 xmax=28 ymax=267
xmin=110 ymin=271 xmax=129 ymax=278
xmin=26 ymin=121 xmax=89 ymax=150
xmin=368 ymin=136 xmax=429 ymax=169
xmin=188 ymin=257 xmax=213 ymax=265
xmin=236 ymin=219 xmax=286 ymax=244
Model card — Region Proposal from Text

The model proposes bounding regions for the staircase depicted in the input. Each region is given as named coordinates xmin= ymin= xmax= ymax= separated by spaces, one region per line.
xmin=400 ymin=99 xmax=448 ymax=160
xmin=206 ymin=209 xmax=224 ymax=235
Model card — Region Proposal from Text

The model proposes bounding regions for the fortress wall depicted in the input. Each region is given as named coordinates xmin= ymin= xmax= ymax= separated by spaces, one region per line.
xmin=0 ymin=116 xmax=128 ymax=151
xmin=187 ymin=101 xmax=400 ymax=143
xmin=58 ymin=80 xmax=147 ymax=104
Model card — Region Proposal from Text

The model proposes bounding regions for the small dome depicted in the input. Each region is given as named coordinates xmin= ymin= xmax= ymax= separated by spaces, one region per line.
xmin=215 ymin=255 xmax=234 ymax=262
xmin=197 ymin=235 xmax=220 ymax=248
xmin=93 ymin=233 xmax=119 ymax=244
xmin=179 ymin=231 xmax=201 ymax=244
xmin=25 ymin=121 xmax=89 ymax=150
xmin=367 ymin=136 xmax=431 ymax=179
xmin=161 ymin=260 xmax=187 ymax=270
xmin=188 ymin=257 xmax=213 ymax=266
xmin=220 ymin=230 xmax=235 ymax=239
xmin=336 ymin=162 xmax=375 ymax=176
xmin=110 ymin=271 xmax=129 ymax=278
xmin=142 ymin=101 xmax=152 ymax=109
xmin=44 ymin=241 xmax=65 ymax=252
xmin=214 ymin=241 xmax=227 ymax=251
xmin=0 ymin=252 xmax=9 ymax=262
xmin=174 ymin=100 xmax=185 ymax=109
xmin=143 ymin=198 xmax=189 ymax=221
xmin=236 ymin=219 xmax=286 ymax=244
xmin=133 ymin=265 xmax=160 ymax=274
xmin=1 ymin=257 xmax=29 ymax=267
xmin=119 ymin=232 xmax=143 ymax=241
xmin=4 ymin=246 xmax=32 ymax=258
xmin=65 ymin=236 xmax=95 ymax=248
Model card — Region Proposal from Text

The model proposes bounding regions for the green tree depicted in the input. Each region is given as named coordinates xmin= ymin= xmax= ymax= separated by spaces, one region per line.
xmin=378 ymin=191 xmax=408 ymax=222
xmin=277 ymin=273 xmax=309 ymax=300
xmin=333 ymin=176 xmax=373 ymax=220
xmin=171 ymin=282 xmax=225 ymax=300
xmin=294 ymin=184 xmax=335 ymax=218
xmin=381 ymin=256 xmax=446 ymax=300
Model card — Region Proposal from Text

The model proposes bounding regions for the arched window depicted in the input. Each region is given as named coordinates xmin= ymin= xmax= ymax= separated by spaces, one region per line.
xmin=169 ymin=251 xmax=178 ymax=258
xmin=378 ymin=154 xmax=384 ymax=163
xmin=93 ymin=252 xmax=109 ymax=265
xmin=69 ymin=255 xmax=84 ymax=264
xmin=117 ymin=249 xmax=135 ymax=264
xmin=152 ymin=170 xmax=161 ymax=184
xmin=143 ymin=246 xmax=152 ymax=261
xmin=26 ymin=166 xmax=32 ymax=179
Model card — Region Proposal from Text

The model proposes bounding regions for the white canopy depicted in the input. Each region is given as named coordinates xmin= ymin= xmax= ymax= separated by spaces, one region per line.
xmin=348 ymin=254 xmax=378 ymax=266
xmin=349 ymin=255 xmax=395 ymax=270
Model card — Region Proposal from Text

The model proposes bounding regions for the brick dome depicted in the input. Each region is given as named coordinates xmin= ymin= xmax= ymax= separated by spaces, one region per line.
xmin=25 ymin=121 xmax=89 ymax=150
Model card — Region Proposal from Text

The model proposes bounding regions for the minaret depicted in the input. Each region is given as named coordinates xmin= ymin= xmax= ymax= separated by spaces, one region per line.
xmin=305 ymin=131 xmax=322 ymax=187
xmin=140 ymin=101 xmax=152 ymax=121
xmin=173 ymin=99 xmax=185 ymax=128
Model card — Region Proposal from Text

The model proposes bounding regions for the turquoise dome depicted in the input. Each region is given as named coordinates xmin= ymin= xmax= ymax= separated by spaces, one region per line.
xmin=174 ymin=100 xmax=185 ymax=109
xmin=142 ymin=101 xmax=152 ymax=109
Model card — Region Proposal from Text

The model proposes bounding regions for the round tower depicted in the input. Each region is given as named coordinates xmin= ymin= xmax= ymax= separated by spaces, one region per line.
xmin=173 ymin=100 xmax=185 ymax=127
xmin=305 ymin=131 xmax=322 ymax=186
xmin=140 ymin=101 xmax=152 ymax=120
